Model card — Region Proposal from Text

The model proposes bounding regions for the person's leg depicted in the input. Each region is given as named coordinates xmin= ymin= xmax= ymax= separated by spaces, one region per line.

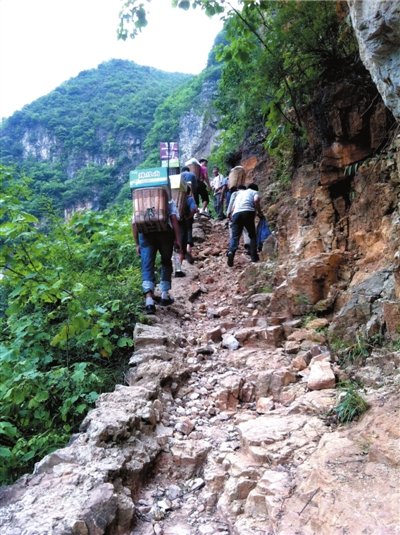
xmin=215 ymin=192 xmax=224 ymax=219
xmin=221 ymin=191 xmax=227 ymax=218
xmin=157 ymin=230 xmax=175 ymax=304
xmin=203 ymin=187 xmax=210 ymax=212
xmin=139 ymin=233 xmax=156 ymax=312
xmin=198 ymin=181 xmax=209 ymax=214
xmin=186 ymin=218 xmax=193 ymax=250
xmin=197 ymin=181 xmax=205 ymax=212
xmin=213 ymin=192 xmax=219 ymax=217
xmin=243 ymin=227 xmax=251 ymax=255
xmin=193 ymin=189 xmax=199 ymax=208
xmin=174 ymin=221 xmax=187 ymax=276
xmin=243 ymin=212 xmax=259 ymax=261
xmin=185 ymin=218 xmax=194 ymax=263
xmin=227 ymin=213 xmax=244 ymax=266
xmin=217 ymin=192 xmax=225 ymax=219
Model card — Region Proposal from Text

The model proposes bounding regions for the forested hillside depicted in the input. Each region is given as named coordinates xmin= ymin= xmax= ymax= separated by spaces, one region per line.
xmin=0 ymin=60 xmax=192 ymax=212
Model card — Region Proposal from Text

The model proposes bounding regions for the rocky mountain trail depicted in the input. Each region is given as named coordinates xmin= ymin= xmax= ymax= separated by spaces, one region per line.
xmin=0 ymin=216 xmax=399 ymax=535
xmin=129 ymin=217 xmax=400 ymax=535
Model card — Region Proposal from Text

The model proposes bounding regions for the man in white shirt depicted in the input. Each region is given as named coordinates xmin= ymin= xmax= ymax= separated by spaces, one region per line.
xmin=210 ymin=166 xmax=228 ymax=220
xmin=226 ymin=183 xmax=263 ymax=267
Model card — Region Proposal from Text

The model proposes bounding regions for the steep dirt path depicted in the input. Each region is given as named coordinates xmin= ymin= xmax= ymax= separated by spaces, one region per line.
xmin=131 ymin=216 xmax=270 ymax=535
xmin=131 ymin=216 xmax=277 ymax=535
xmin=129 ymin=217 xmax=400 ymax=535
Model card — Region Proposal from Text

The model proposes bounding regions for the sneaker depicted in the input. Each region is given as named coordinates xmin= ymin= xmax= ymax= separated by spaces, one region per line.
xmin=227 ymin=251 xmax=234 ymax=267
xmin=145 ymin=304 xmax=156 ymax=314
xmin=174 ymin=270 xmax=186 ymax=278
xmin=160 ymin=296 xmax=174 ymax=306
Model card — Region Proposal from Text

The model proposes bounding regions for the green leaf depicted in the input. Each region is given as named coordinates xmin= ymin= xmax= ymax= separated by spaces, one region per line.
xmin=75 ymin=403 xmax=87 ymax=415
xmin=178 ymin=0 xmax=190 ymax=9
xmin=71 ymin=363 xmax=87 ymax=383
xmin=0 ymin=447 xmax=13 ymax=459
xmin=0 ymin=421 xmax=19 ymax=438
xmin=36 ymin=390 xmax=50 ymax=403
xmin=72 ymin=282 xmax=85 ymax=293
xmin=117 ymin=337 xmax=133 ymax=348
xmin=17 ymin=212 xmax=39 ymax=224
xmin=50 ymin=324 xmax=69 ymax=347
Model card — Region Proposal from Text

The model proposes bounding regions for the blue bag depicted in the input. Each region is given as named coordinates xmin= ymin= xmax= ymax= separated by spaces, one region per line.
xmin=256 ymin=218 xmax=271 ymax=251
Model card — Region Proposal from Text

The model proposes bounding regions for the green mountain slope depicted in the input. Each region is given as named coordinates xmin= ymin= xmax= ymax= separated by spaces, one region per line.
xmin=0 ymin=60 xmax=193 ymax=211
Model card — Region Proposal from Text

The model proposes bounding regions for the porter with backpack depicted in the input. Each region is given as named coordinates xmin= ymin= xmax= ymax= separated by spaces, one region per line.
xmin=130 ymin=167 xmax=182 ymax=314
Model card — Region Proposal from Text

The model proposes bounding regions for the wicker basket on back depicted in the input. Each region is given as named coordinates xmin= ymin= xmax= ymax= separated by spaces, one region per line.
xmin=228 ymin=166 xmax=246 ymax=189
xmin=132 ymin=188 xmax=169 ymax=233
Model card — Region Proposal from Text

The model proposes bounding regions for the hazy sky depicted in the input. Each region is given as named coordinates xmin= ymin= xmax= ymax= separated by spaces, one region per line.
xmin=0 ymin=0 xmax=224 ymax=119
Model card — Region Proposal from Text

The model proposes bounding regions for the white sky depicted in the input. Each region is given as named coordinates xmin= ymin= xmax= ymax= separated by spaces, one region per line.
xmin=0 ymin=0 xmax=224 ymax=119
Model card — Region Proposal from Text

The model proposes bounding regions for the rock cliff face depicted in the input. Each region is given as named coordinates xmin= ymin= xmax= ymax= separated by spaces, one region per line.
xmin=179 ymin=78 xmax=221 ymax=163
xmin=241 ymin=72 xmax=399 ymax=342
xmin=0 ymin=59 xmax=192 ymax=212
xmin=348 ymin=0 xmax=400 ymax=120
xmin=19 ymin=125 xmax=144 ymax=179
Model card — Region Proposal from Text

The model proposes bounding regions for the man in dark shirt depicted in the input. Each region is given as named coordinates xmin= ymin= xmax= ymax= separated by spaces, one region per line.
xmin=181 ymin=166 xmax=198 ymax=205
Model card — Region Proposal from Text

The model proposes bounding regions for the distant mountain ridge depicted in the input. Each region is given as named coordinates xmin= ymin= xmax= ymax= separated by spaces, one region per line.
xmin=0 ymin=60 xmax=194 ymax=211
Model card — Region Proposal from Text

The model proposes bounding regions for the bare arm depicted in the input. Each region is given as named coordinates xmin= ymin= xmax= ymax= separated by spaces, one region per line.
xmin=170 ymin=214 xmax=182 ymax=250
xmin=227 ymin=191 xmax=237 ymax=220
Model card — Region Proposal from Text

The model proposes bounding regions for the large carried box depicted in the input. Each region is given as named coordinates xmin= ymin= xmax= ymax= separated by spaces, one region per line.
xmin=132 ymin=187 xmax=169 ymax=233
xmin=170 ymin=174 xmax=187 ymax=219
xmin=228 ymin=166 xmax=246 ymax=189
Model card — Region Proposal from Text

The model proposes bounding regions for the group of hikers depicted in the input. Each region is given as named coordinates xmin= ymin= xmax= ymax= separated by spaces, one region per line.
xmin=131 ymin=158 xmax=265 ymax=314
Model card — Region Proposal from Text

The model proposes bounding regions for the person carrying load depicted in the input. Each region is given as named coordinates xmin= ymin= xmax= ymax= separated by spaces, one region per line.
xmin=130 ymin=169 xmax=182 ymax=314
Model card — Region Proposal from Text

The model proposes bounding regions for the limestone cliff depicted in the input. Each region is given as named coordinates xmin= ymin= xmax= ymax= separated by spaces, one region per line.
xmin=179 ymin=77 xmax=221 ymax=163
xmin=348 ymin=0 xmax=400 ymax=120
xmin=0 ymin=59 xmax=192 ymax=210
